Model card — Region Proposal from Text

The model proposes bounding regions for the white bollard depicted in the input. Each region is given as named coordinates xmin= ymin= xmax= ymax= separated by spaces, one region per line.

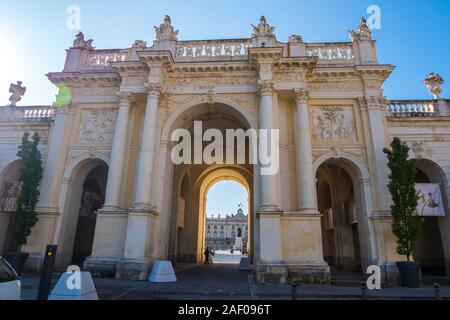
xmin=48 ymin=271 xmax=98 ymax=300
xmin=238 ymin=257 xmax=252 ymax=271
xmin=148 ymin=261 xmax=177 ymax=283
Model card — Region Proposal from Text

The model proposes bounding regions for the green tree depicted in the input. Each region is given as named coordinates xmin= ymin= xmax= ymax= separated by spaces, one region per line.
xmin=13 ymin=132 xmax=44 ymax=251
xmin=383 ymin=137 xmax=423 ymax=261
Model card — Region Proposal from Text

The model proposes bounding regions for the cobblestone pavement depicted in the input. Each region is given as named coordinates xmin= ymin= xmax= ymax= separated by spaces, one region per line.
xmin=20 ymin=262 xmax=450 ymax=300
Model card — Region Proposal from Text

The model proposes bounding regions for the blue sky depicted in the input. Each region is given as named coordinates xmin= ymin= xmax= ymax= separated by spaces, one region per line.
xmin=206 ymin=180 xmax=248 ymax=218
xmin=0 ymin=0 xmax=449 ymax=106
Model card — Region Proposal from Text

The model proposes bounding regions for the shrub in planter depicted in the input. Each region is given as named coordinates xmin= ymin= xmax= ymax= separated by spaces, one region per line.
xmin=384 ymin=137 xmax=424 ymax=287
xmin=3 ymin=132 xmax=43 ymax=276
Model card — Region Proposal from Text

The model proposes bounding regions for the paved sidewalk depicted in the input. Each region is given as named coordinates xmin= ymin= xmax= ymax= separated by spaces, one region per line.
xmin=20 ymin=263 xmax=450 ymax=300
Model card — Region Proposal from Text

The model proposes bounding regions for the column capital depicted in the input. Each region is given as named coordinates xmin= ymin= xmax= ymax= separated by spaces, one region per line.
xmin=258 ymin=80 xmax=274 ymax=97
xmin=358 ymin=96 xmax=386 ymax=111
xmin=293 ymin=88 xmax=309 ymax=105
xmin=145 ymin=82 xmax=163 ymax=98
xmin=117 ymin=91 xmax=136 ymax=107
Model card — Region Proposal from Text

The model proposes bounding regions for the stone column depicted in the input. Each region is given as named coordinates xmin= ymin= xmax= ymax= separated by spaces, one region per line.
xmin=103 ymin=92 xmax=135 ymax=209
xmin=24 ymin=106 xmax=75 ymax=272
xmin=255 ymin=80 xmax=288 ymax=284
xmin=133 ymin=83 xmax=162 ymax=209
xmin=258 ymin=80 xmax=279 ymax=211
xmin=293 ymin=88 xmax=315 ymax=212
xmin=358 ymin=96 xmax=398 ymax=282
xmin=115 ymin=84 xmax=161 ymax=281
xmin=358 ymin=96 xmax=390 ymax=212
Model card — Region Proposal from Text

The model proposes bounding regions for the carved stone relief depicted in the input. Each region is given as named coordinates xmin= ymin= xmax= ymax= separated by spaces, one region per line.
xmin=413 ymin=142 xmax=425 ymax=159
xmin=78 ymin=109 xmax=117 ymax=144
xmin=220 ymin=93 xmax=258 ymax=118
xmin=312 ymin=106 xmax=357 ymax=142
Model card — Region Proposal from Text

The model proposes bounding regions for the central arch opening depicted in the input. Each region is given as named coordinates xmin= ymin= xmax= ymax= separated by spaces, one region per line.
xmin=166 ymin=101 xmax=256 ymax=266
xmin=204 ymin=179 xmax=249 ymax=264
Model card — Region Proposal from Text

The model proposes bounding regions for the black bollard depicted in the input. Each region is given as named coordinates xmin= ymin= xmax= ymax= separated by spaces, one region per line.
xmin=37 ymin=245 xmax=58 ymax=300
xmin=434 ymin=283 xmax=442 ymax=300
xmin=360 ymin=282 xmax=368 ymax=300
xmin=291 ymin=283 xmax=299 ymax=300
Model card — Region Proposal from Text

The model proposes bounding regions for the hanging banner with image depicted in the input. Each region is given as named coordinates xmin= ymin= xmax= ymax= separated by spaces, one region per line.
xmin=415 ymin=183 xmax=446 ymax=217
xmin=1 ymin=181 xmax=22 ymax=213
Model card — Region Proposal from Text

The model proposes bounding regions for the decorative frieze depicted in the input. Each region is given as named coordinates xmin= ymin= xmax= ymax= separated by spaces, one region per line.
xmin=312 ymin=106 xmax=357 ymax=142
xmin=273 ymin=72 xmax=306 ymax=83
xmin=78 ymin=109 xmax=117 ymax=144
xmin=169 ymin=75 xmax=256 ymax=90
xmin=308 ymin=81 xmax=363 ymax=91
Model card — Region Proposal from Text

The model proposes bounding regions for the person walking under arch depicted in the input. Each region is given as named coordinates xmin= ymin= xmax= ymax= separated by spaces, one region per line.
xmin=204 ymin=247 xmax=210 ymax=264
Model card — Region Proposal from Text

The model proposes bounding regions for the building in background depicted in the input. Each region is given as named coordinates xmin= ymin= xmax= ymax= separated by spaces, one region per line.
xmin=205 ymin=207 xmax=248 ymax=251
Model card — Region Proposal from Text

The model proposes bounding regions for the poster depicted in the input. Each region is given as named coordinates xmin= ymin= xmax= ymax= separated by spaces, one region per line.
xmin=415 ymin=183 xmax=446 ymax=217
xmin=1 ymin=181 xmax=22 ymax=213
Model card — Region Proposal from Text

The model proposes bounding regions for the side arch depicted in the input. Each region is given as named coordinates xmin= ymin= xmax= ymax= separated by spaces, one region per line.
xmin=412 ymin=157 xmax=450 ymax=275
xmin=0 ymin=159 xmax=22 ymax=254
xmin=313 ymin=150 xmax=378 ymax=269
xmin=54 ymin=155 xmax=109 ymax=267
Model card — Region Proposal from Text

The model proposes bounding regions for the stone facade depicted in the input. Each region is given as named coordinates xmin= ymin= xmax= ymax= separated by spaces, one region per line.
xmin=1 ymin=16 xmax=450 ymax=284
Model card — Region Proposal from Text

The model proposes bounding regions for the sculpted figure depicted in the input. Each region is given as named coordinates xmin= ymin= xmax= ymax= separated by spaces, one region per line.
xmin=72 ymin=32 xmax=95 ymax=49
xmin=154 ymin=15 xmax=179 ymax=41
xmin=8 ymin=81 xmax=27 ymax=106
xmin=349 ymin=17 xmax=372 ymax=41
xmin=252 ymin=16 xmax=275 ymax=37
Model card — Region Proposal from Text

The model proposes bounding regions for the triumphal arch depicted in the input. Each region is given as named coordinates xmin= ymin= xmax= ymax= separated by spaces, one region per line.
xmin=1 ymin=15 xmax=450 ymax=284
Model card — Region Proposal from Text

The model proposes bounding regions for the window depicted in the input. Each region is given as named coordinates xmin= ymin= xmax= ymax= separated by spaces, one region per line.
xmin=221 ymin=225 xmax=224 ymax=230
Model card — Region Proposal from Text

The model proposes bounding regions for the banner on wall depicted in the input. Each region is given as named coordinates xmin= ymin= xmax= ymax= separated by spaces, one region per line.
xmin=1 ymin=181 xmax=22 ymax=213
xmin=415 ymin=183 xmax=446 ymax=217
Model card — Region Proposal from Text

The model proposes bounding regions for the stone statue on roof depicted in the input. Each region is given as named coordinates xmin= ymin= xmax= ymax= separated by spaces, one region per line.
xmin=349 ymin=17 xmax=372 ymax=41
xmin=8 ymin=81 xmax=26 ymax=106
xmin=154 ymin=15 xmax=179 ymax=41
xmin=252 ymin=16 xmax=275 ymax=38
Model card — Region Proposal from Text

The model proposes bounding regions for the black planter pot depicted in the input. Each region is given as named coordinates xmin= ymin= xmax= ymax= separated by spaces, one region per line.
xmin=396 ymin=261 xmax=421 ymax=288
xmin=3 ymin=252 xmax=29 ymax=276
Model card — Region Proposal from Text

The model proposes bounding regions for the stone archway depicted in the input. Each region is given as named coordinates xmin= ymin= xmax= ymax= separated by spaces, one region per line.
xmin=161 ymin=101 xmax=258 ymax=266
xmin=314 ymin=153 xmax=377 ymax=273
xmin=413 ymin=158 xmax=450 ymax=276
xmin=0 ymin=160 xmax=22 ymax=254
xmin=55 ymin=157 xmax=109 ymax=269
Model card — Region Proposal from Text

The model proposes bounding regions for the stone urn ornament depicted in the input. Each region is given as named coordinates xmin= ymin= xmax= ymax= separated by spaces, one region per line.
xmin=424 ymin=73 xmax=444 ymax=99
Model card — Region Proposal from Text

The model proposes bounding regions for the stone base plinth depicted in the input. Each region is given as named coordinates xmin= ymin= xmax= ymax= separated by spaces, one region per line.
xmin=255 ymin=260 xmax=288 ymax=284
xmin=84 ymin=257 xmax=120 ymax=278
xmin=287 ymin=262 xmax=330 ymax=284
xmin=115 ymin=258 xmax=152 ymax=281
